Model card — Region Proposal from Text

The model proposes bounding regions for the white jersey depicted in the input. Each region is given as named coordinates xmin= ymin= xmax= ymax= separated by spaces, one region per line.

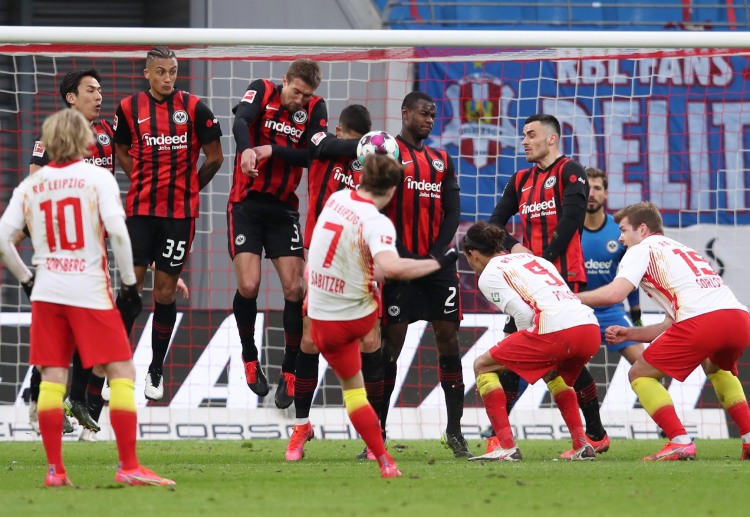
xmin=616 ymin=234 xmax=746 ymax=322
xmin=478 ymin=253 xmax=598 ymax=334
xmin=1 ymin=160 xmax=124 ymax=309
xmin=307 ymin=189 xmax=398 ymax=321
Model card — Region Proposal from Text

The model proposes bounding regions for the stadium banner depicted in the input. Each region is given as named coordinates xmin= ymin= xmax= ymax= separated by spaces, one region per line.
xmin=420 ymin=56 xmax=750 ymax=227
xmin=0 ymin=310 xmax=737 ymax=441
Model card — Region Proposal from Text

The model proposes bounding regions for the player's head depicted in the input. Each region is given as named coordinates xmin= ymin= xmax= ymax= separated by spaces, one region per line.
xmin=614 ymin=202 xmax=663 ymax=248
xmin=337 ymin=104 xmax=371 ymax=139
xmin=522 ymin=114 xmax=561 ymax=165
xmin=41 ymin=108 xmax=95 ymax=163
xmin=401 ymin=91 xmax=436 ymax=142
xmin=360 ymin=153 xmax=402 ymax=202
xmin=462 ymin=221 xmax=506 ymax=275
xmin=59 ymin=69 xmax=102 ymax=122
xmin=281 ymin=59 xmax=321 ymax=113
xmin=585 ymin=167 xmax=608 ymax=214
xmin=144 ymin=46 xmax=177 ymax=101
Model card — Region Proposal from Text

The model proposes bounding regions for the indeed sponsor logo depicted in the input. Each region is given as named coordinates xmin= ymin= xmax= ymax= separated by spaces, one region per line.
xmin=333 ymin=168 xmax=357 ymax=189
xmin=520 ymin=198 xmax=555 ymax=215
xmin=405 ymin=176 xmax=441 ymax=193
xmin=585 ymin=258 xmax=613 ymax=270
xmin=142 ymin=133 xmax=188 ymax=146
xmin=85 ymin=155 xmax=113 ymax=167
xmin=265 ymin=119 xmax=303 ymax=138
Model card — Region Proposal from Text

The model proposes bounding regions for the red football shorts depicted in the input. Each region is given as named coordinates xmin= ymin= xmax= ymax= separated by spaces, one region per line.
xmin=643 ymin=309 xmax=750 ymax=382
xmin=310 ymin=311 xmax=377 ymax=379
xmin=489 ymin=324 xmax=601 ymax=385
xmin=29 ymin=301 xmax=132 ymax=368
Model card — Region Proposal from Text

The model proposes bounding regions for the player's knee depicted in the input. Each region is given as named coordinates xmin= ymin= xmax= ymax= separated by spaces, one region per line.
xmin=281 ymin=283 xmax=303 ymax=302
xmin=153 ymin=286 xmax=177 ymax=305
xmin=300 ymin=331 xmax=318 ymax=354
xmin=237 ymin=281 xmax=261 ymax=299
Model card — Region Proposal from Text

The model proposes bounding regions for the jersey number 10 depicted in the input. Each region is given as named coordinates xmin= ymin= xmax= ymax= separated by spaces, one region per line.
xmin=39 ymin=197 xmax=84 ymax=252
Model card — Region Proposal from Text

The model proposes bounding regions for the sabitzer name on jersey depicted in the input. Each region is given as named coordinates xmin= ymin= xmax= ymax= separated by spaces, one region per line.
xmin=520 ymin=198 xmax=556 ymax=217
xmin=142 ymin=132 xmax=188 ymax=151
xmin=405 ymin=176 xmax=442 ymax=198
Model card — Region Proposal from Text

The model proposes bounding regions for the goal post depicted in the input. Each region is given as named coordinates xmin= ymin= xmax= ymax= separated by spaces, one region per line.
xmin=1 ymin=26 xmax=748 ymax=441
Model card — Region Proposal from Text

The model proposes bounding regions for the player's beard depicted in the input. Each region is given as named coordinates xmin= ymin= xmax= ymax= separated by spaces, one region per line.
xmin=586 ymin=201 xmax=603 ymax=214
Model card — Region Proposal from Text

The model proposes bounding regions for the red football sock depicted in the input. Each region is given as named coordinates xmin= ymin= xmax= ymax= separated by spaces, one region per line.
xmin=348 ymin=405 xmax=387 ymax=458
xmin=482 ymin=388 xmax=515 ymax=449
xmin=652 ymin=405 xmax=687 ymax=440
xmin=553 ymin=388 xmax=587 ymax=448
xmin=38 ymin=381 xmax=66 ymax=475
xmin=109 ymin=378 xmax=139 ymax=470
xmin=727 ymin=402 xmax=750 ymax=436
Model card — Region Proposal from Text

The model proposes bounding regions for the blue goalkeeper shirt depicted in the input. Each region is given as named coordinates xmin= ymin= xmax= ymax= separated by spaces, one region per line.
xmin=582 ymin=213 xmax=640 ymax=314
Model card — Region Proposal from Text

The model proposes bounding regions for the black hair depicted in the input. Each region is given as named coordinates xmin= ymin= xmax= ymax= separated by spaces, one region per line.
xmin=339 ymin=104 xmax=371 ymax=137
xmin=59 ymin=69 xmax=101 ymax=107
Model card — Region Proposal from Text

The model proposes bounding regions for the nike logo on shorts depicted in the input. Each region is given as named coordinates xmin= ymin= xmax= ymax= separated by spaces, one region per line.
xmin=170 ymin=262 xmax=183 ymax=267
xmin=290 ymin=245 xmax=303 ymax=251
xmin=444 ymin=308 xmax=458 ymax=314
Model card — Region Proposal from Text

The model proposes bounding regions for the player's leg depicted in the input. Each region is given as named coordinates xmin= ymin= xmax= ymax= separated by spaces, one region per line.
xmin=380 ymin=280 xmax=411 ymax=435
xmin=65 ymin=351 xmax=100 ymax=432
xmin=82 ymin=367 xmax=107 ymax=441
xmin=117 ymin=216 xmax=154 ymax=334
xmin=28 ymin=366 xmax=41 ymax=433
xmin=30 ymin=301 xmax=75 ymax=486
xmin=629 ymin=330 xmax=696 ymax=460
xmin=286 ymin=315 xmax=319 ymax=461
xmin=468 ymin=350 xmax=522 ymax=462
xmin=545 ymin=373 xmax=595 ymax=460
xmin=272 ymin=254 xmax=305 ymax=409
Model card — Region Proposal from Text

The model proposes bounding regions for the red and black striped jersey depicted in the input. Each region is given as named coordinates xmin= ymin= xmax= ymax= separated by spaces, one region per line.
xmin=113 ymin=89 xmax=222 ymax=219
xmin=31 ymin=119 xmax=115 ymax=174
xmin=385 ymin=136 xmax=460 ymax=257
xmin=230 ymin=79 xmax=328 ymax=210
xmin=305 ymin=156 xmax=362 ymax=248
xmin=490 ymin=156 xmax=588 ymax=284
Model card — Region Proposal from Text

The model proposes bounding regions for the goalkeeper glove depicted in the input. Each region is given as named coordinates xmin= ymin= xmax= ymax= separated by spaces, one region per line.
xmin=21 ymin=273 xmax=35 ymax=300
xmin=116 ymin=283 xmax=142 ymax=322
xmin=431 ymin=246 xmax=460 ymax=268
xmin=630 ymin=308 xmax=643 ymax=327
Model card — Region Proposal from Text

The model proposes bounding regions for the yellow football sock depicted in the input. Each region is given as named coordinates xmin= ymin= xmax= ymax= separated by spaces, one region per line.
xmin=476 ymin=372 xmax=501 ymax=397
xmin=631 ymin=377 xmax=673 ymax=416
xmin=708 ymin=370 xmax=747 ymax=409
xmin=109 ymin=378 xmax=136 ymax=412
xmin=343 ymin=387 xmax=369 ymax=414
xmin=38 ymin=381 xmax=66 ymax=412
xmin=546 ymin=376 xmax=570 ymax=397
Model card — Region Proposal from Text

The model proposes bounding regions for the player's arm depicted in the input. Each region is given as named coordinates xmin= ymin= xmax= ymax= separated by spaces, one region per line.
xmin=309 ymin=131 xmax=358 ymax=161
xmin=428 ymin=154 xmax=460 ymax=257
xmin=373 ymin=250 xmax=441 ymax=281
xmin=606 ymin=315 xmax=672 ymax=345
xmin=263 ymin=98 xmax=330 ymax=166
xmin=489 ymin=173 xmax=524 ymax=252
xmin=578 ymin=277 xmax=635 ymax=307
xmin=540 ymin=162 xmax=587 ymax=263
xmin=232 ymin=79 xmax=268 ymax=175
xmin=627 ymin=289 xmax=642 ymax=325
xmin=194 ymin=100 xmax=224 ymax=190
xmin=0 ymin=190 xmax=34 ymax=285
xmin=113 ymin=103 xmax=134 ymax=177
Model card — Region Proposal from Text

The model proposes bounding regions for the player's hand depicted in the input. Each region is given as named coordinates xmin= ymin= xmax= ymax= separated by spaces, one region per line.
xmin=630 ymin=308 xmax=643 ymax=327
xmin=240 ymin=148 xmax=258 ymax=177
xmin=176 ymin=277 xmax=190 ymax=299
xmin=252 ymin=145 xmax=272 ymax=162
xmin=21 ymin=273 xmax=35 ymax=300
xmin=116 ymin=283 xmax=142 ymax=321
xmin=431 ymin=246 xmax=460 ymax=268
xmin=605 ymin=325 xmax=629 ymax=345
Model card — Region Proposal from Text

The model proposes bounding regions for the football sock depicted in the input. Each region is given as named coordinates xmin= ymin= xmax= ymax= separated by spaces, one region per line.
xmin=476 ymin=373 xmax=515 ymax=449
xmin=109 ymin=378 xmax=139 ymax=470
xmin=380 ymin=360 xmax=398 ymax=433
xmin=548 ymin=376 xmax=587 ymax=448
xmin=281 ymin=299 xmax=303 ymax=373
xmin=233 ymin=291 xmax=259 ymax=362
xmin=573 ymin=366 xmax=606 ymax=440
xmin=498 ymin=370 xmax=521 ymax=415
xmin=293 ymin=351 xmax=319 ymax=419
xmin=362 ymin=349 xmax=385 ymax=428
xmin=439 ymin=354 xmax=465 ymax=435
xmin=344 ymin=387 xmax=386 ymax=458
xmin=708 ymin=369 xmax=750 ymax=435
xmin=69 ymin=352 xmax=90 ymax=403
xmin=149 ymin=301 xmax=176 ymax=375
xmin=38 ymin=381 xmax=66 ymax=474
xmin=30 ymin=366 xmax=41 ymax=403
xmin=86 ymin=374 xmax=106 ymax=421
xmin=631 ymin=377 xmax=687 ymax=439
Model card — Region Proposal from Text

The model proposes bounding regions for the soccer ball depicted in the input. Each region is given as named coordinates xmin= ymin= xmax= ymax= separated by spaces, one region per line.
xmin=357 ymin=130 xmax=400 ymax=165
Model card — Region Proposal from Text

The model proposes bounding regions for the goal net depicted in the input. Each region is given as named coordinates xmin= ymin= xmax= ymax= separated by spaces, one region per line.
xmin=1 ymin=28 xmax=748 ymax=442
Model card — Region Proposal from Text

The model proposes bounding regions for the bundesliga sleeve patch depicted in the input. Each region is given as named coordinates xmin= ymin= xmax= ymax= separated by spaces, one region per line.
xmin=32 ymin=141 xmax=45 ymax=157
xmin=241 ymin=90 xmax=257 ymax=104
xmin=311 ymin=131 xmax=327 ymax=146
xmin=380 ymin=235 xmax=393 ymax=245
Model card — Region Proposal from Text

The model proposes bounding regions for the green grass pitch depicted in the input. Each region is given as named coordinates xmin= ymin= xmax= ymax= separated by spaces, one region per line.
xmin=2 ymin=439 xmax=747 ymax=516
